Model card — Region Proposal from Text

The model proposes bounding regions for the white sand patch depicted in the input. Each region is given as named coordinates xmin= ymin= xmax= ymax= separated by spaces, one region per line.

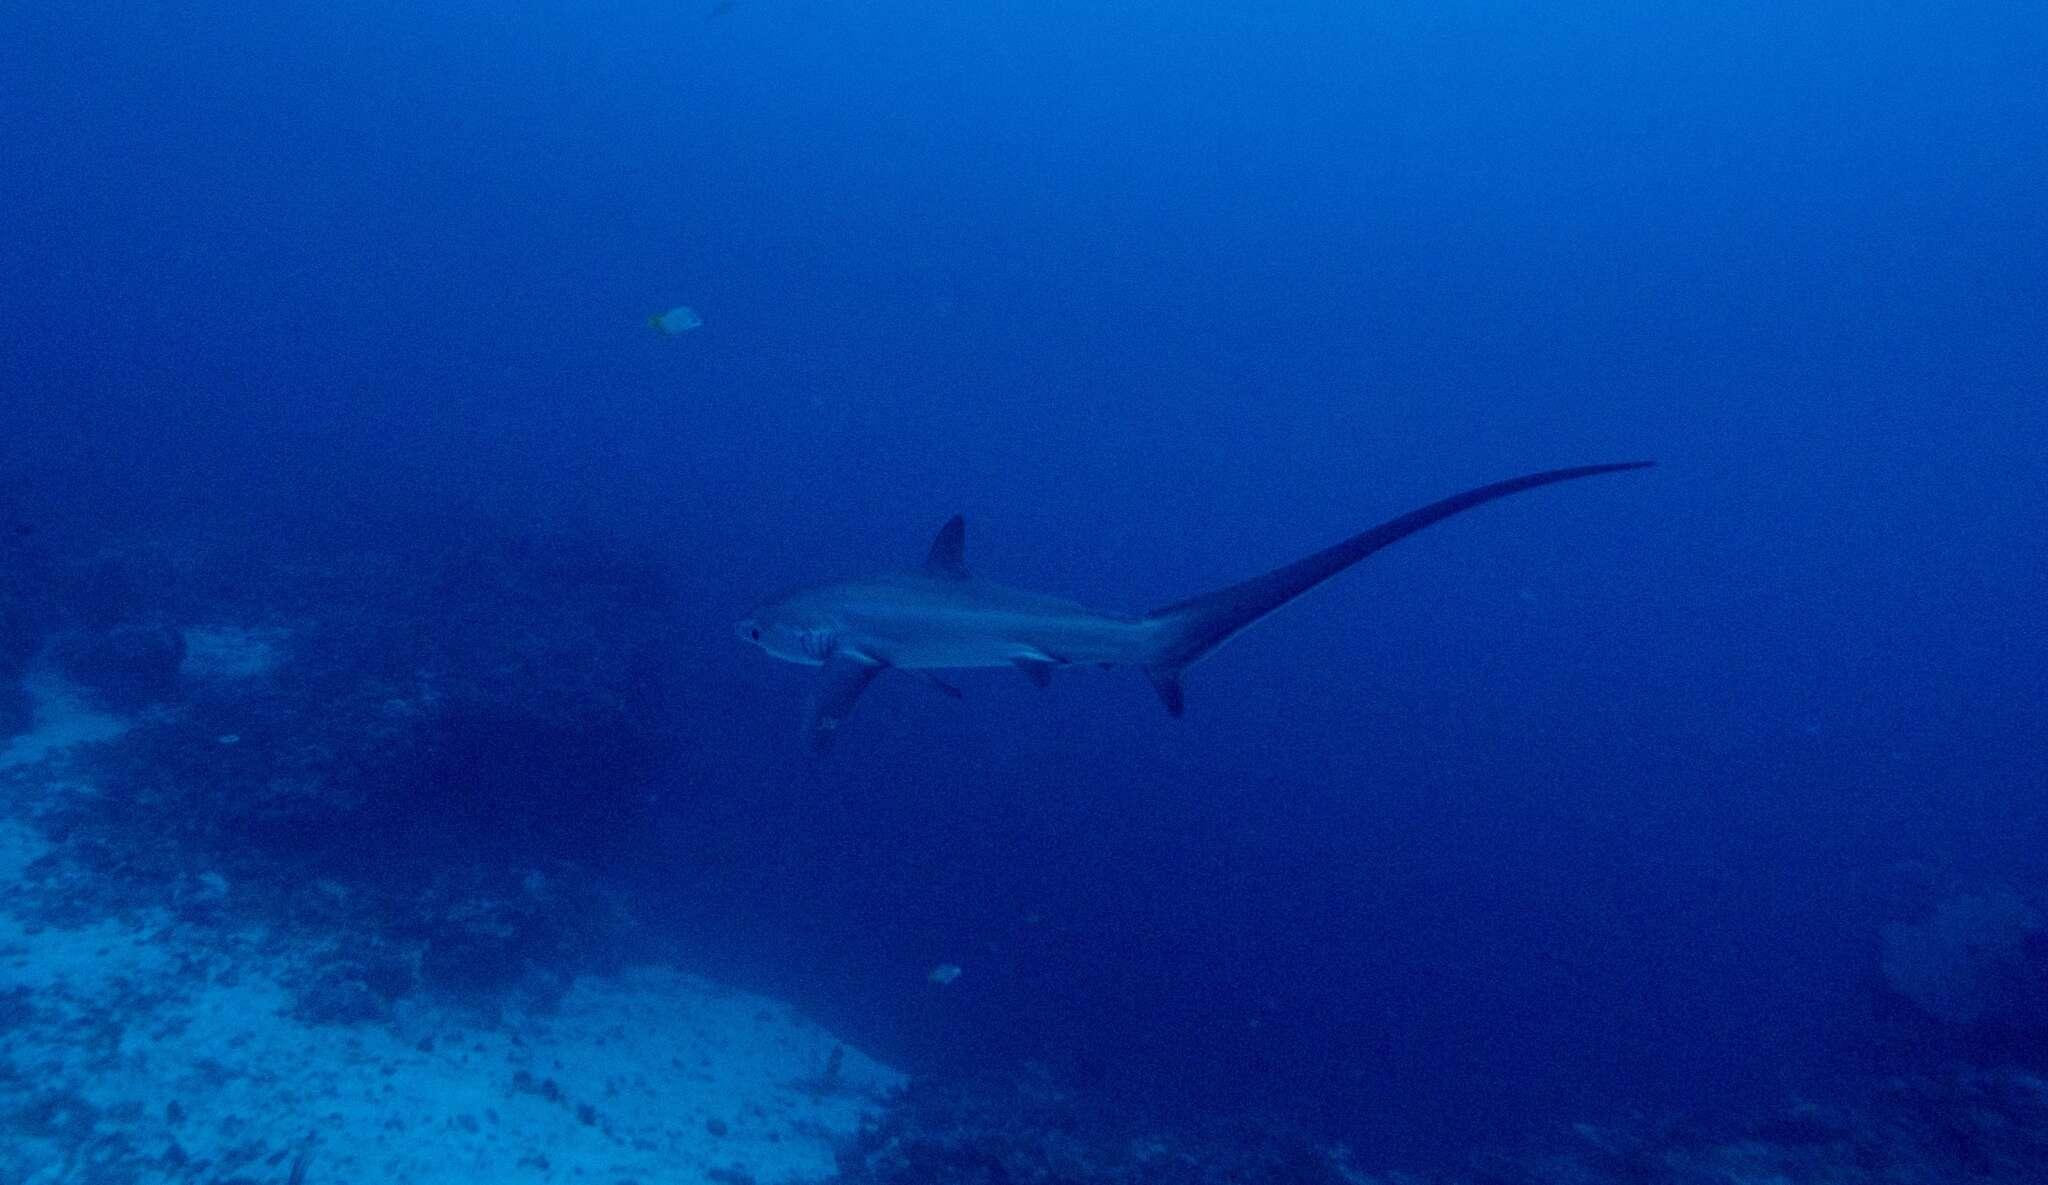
xmin=179 ymin=625 xmax=288 ymax=682
xmin=0 ymin=897 xmax=904 ymax=1183
xmin=0 ymin=741 xmax=904 ymax=1183
xmin=0 ymin=673 xmax=128 ymax=769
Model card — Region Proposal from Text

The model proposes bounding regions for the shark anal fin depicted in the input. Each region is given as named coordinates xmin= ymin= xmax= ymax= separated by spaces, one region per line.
xmin=808 ymin=651 xmax=884 ymax=753
xmin=1146 ymin=665 xmax=1186 ymax=717
xmin=925 ymin=516 xmax=969 ymax=578
xmin=1014 ymin=658 xmax=1055 ymax=688
xmin=916 ymin=671 xmax=964 ymax=699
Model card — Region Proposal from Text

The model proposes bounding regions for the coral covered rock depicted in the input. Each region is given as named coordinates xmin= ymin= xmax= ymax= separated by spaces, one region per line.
xmin=1882 ymin=887 xmax=2048 ymax=1028
xmin=837 ymin=1073 xmax=1369 ymax=1185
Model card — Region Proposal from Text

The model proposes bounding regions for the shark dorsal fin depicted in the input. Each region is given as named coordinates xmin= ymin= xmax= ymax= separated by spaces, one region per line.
xmin=925 ymin=515 xmax=968 ymax=578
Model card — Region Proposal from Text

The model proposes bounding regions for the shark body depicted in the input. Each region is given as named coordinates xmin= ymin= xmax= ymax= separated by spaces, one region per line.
xmin=738 ymin=462 xmax=1651 ymax=751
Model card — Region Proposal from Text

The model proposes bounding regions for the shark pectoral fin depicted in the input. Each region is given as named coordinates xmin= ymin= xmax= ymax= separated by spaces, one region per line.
xmin=1013 ymin=658 xmax=1054 ymax=689
xmin=808 ymin=652 xmax=885 ymax=753
xmin=1145 ymin=665 xmax=1186 ymax=718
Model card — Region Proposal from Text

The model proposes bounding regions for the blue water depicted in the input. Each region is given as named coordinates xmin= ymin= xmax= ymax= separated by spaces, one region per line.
xmin=6 ymin=0 xmax=2046 ymax=1164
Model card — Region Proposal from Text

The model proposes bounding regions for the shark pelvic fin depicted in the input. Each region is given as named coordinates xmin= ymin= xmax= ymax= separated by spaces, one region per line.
xmin=808 ymin=650 xmax=884 ymax=753
xmin=1146 ymin=665 xmax=1186 ymax=717
xmin=925 ymin=515 xmax=969 ymax=578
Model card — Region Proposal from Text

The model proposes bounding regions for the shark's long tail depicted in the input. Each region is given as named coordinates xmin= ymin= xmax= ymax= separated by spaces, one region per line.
xmin=1136 ymin=461 xmax=1654 ymax=715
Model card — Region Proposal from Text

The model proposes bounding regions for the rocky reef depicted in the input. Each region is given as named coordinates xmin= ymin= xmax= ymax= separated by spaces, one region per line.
xmin=78 ymin=522 xmax=685 ymax=864
xmin=830 ymin=872 xmax=2048 ymax=1185
xmin=1466 ymin=1063 xmax=2048 ymax=1185
xmin=0 ymin=510 xmax=911 ymax=1182
xmin=836 ymin=1070 xmax=1373 ymax=1185
xmin=1880 ymin=884 xmax=2048 ymax=1040
xmin=1 ymin=512 xmax=689 ymax=1016
xmin=835 ymin=1060 xmax=2048 ymax=1185
xmin=0 ymin=523 xmax=56 ymax=737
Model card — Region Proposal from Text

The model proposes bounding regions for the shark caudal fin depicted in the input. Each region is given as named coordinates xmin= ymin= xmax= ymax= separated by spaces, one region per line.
xmin=1138 ymin=462 xmax=1653 ymax=716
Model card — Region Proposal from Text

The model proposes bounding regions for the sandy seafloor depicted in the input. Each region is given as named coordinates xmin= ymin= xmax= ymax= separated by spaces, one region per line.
xmin=0 ymin=674 xmax=904 ymax=1184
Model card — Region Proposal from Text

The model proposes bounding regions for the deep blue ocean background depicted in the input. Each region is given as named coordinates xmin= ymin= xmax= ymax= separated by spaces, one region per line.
xmin=5 ymin=0 xmax=2045 ymax=1165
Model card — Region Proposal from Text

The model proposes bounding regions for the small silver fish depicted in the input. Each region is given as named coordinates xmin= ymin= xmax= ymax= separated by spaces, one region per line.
xmin=648 ymin=305 xmax=703 ymax=335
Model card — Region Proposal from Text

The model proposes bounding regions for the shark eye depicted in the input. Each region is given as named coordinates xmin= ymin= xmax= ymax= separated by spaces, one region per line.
xmin=749 ymin=627 xmax=762 ymax=641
